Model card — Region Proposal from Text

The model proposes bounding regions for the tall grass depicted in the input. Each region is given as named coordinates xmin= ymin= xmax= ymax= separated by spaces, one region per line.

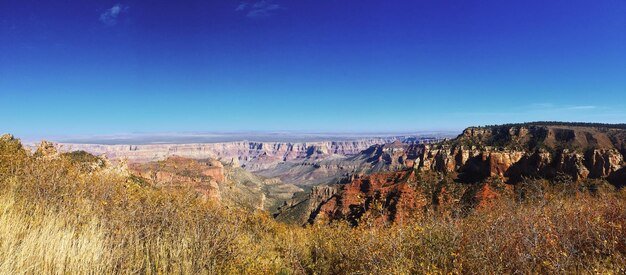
xmin=0 ymin=195 xmax=109 ymax=274
xmin=0 ymin=135 xmax=625 ymax=274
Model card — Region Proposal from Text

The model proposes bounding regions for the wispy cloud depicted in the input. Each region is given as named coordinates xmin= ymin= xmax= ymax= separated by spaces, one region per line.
xmin=528 ymin=103 xmax=599 ymax=112
xmin=528 ymin=103 xmax=554 ymax=109
xmin=100 ymin=4 xmax=129 ymax=26
xmin=448 ymin=103 xmax=621 ymax=125
xmin=236 ymin=1 xmax=284 ymax=18
xmin=564 ymin=105 xmax=597 ymax=110
xmin=236 ymin=2 xmax=249 ymax=11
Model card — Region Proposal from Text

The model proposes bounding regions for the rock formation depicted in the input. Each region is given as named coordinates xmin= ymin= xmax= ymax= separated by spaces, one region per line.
xmin=129 ymin=156 xmax=225 ymax=202
xmin=310 ymin=171 xmax=428 ymax=225
xmin=128 ymin=156 xmax=302 ymax=211
xmin=35 ymin=140 xmax=58 ymax=158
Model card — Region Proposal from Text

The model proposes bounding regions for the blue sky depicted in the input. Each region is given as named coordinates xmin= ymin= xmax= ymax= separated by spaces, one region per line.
xmin=1 ymin=0 xmax=625 ymax=139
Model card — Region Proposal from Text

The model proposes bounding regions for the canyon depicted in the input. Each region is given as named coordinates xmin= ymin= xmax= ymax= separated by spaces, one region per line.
xmin=51 ymin=135 xmax=443 ymax=212
xmin=44 ymin=123 xmax=626 ymax=225
xmin=54 ymin=136 xmax=439 ymax=169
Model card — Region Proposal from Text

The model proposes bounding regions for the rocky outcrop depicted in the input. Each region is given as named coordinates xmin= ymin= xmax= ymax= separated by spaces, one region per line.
xmin=276 ymin=170 xmax=504 ymax=225
xmin=310 ymin=171 xmax=428 ymax=225
xmin=129 ymin=156 xmax=303 ymax=211
xmin=130 ymin=156 xmax=225 ymax=202
xmin=309 ymin=185 xmax=339 ymax=207
xmin=608 ymin=167 xmax=626 ymax=187
xmin=35 ymin=140 xmax=58 ymax=158
xmin=584 ymin=149 xmax=623 ymax=178
xmin=273 ymin=185 xmax=340 ymax=224
xmin=275 ymin=171 xmax=435 ymax=225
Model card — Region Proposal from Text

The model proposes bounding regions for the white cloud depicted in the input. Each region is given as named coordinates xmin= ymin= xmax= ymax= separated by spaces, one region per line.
xmin=448 ymin=103 xmax=621 ymax=125
xmin=235 ymin=2 xmax=249 ymax=11
xmin=564 ymin=105 xmax=597 ymax=110
xmin=100 ymin=4 xmax=129 ymax=26
xmin=528 ymin=103 xmax=598 ymax=111
xmin=529 ymin=103 xmax=554 ymax=109
xmin=236 ymin=1 xmax=284 ymax=18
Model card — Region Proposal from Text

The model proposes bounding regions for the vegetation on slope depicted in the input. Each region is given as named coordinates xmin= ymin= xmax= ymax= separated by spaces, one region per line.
xmin=1 ymin=133 xmax=625 ymax=273
xmin=478 ymin=121 xmax=626 ymax=130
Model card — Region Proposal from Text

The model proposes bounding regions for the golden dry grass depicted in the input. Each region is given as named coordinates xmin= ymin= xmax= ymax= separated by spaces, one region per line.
xmin=0 ymin=195 xmax=109 ymax=274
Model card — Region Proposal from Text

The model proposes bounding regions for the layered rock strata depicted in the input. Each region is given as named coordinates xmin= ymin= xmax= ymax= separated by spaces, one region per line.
xmin=57 ymin=138 xmax=403 ymax=169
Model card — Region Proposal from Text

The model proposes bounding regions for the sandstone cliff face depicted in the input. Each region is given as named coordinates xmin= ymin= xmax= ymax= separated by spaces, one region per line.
xmin=417 ymin=145 xmax=624 ymax=183
xmin=412 ymin=125 xmax=626 ymax=185
xmin=56 ymin=138 xmax=400 ymax=170
xmin=460 ymin=125 xmax=619 ymax=151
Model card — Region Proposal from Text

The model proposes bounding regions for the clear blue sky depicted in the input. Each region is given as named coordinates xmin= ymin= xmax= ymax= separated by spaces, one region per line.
xmin=1 ymin=0 xmax=625 ymax=139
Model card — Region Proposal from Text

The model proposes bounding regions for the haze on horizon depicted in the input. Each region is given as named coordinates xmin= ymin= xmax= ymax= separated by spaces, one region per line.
xmin=1 ymin=1 xmax=625 ymax=141
xmin=41 ymin=130 xmax=456 ymax=145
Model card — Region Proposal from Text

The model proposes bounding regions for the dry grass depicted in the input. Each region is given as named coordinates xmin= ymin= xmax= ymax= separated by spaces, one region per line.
xmin=1 ymin=135 xmax=625 ymax=274
xmin=0 ymin=195 xmax=109 ymax=274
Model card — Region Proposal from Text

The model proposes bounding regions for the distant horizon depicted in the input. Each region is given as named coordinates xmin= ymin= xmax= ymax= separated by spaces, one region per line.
xmin=13 ymin=119 xmax=626 ymax=144
xmin=18 ymin=129 xmax=457 ymax=145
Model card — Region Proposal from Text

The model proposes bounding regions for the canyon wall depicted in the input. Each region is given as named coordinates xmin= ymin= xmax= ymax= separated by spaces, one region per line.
xmin=417 ymin=125 xmax=626 ymax=184
xmin=56 ymin=138 xmax=403 ymax=170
